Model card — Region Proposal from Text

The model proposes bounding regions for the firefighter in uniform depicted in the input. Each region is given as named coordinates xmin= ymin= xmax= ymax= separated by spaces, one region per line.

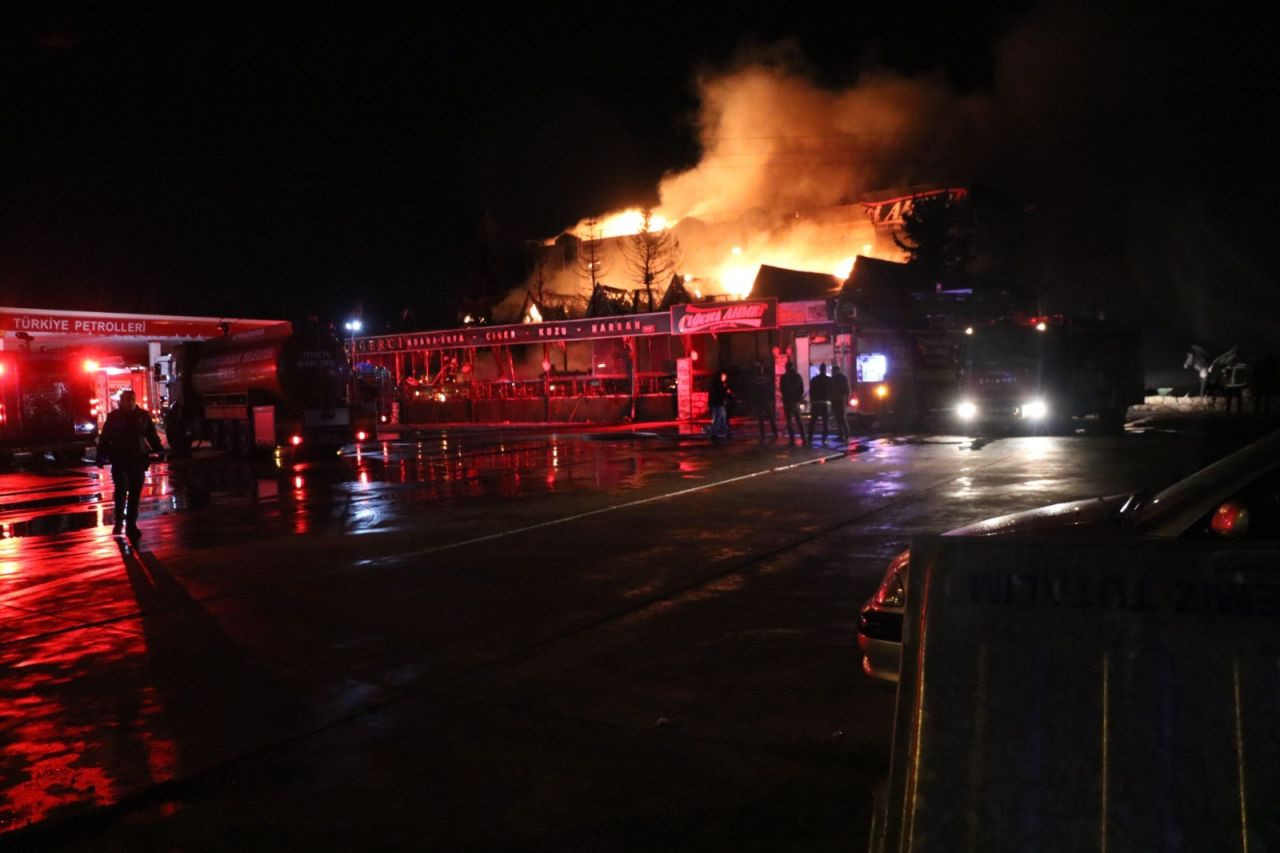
xmin=96 ymin=389 xmax=164 ymax=540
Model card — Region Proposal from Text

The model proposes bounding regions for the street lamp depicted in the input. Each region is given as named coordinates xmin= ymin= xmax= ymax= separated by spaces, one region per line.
xmin=344 ymin=320 xmax=362 ymax=357
xmin=344 ymin=319 xmax=362 ymax=401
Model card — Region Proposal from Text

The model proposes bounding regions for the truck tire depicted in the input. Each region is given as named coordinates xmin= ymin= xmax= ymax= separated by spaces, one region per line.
xmin=1097 ymin=407 xmax=1127 ymax=434
xmin=1039 ymin=412 xmax=1074 ymax=437
xmin=164 ymin=408 xmax=193 ymax=456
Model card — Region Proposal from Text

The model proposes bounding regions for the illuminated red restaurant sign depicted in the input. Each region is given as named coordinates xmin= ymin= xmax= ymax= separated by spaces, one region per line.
xmin=670 ymin=299 xmax=777 ymax=335
xmin=352 ymin=299 xmax=786 ymax=355
xmin=862 ymin=187 xmax=968 ymax=229
xmin=0 ymin=308 xmax=278 ymax=340
xmin=353 ymin=312 xmax=674 ymax=355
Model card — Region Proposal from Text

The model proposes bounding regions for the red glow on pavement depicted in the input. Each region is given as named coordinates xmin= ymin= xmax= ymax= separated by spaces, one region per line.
xmin=0 ymin=611 xmax=179 ymax=830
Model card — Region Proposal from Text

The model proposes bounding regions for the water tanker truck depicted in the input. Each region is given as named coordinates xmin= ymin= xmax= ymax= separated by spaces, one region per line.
xmin=163 ymin=321 xmax=362 ymax=456
xmin=952 ymin=314 xmax=1144 ymax=433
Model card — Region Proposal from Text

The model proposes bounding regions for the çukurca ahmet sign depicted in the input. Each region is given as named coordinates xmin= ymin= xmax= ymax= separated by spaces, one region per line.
xmin=670 ymin=299 xmax=777 ymax=335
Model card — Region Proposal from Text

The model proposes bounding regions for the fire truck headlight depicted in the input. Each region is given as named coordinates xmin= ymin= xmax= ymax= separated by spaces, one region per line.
xmin=956 ymin=400 xmax=979 ymax=421
xmin=874 ymin=384 xmax=890 ymax=400
xmin=1021 ymin=399 xmax=1049 ymax=420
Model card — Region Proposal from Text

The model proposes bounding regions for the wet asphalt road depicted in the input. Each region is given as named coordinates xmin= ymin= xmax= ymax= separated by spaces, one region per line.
xmin=0 ymin=420 xmax=1264 ymax=851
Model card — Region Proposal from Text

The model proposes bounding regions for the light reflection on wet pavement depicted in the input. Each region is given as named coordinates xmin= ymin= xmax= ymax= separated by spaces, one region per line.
xmin=0 ymin=428 xmax=755 ymax=831
xmin=0 ymin=425 xmax=1254 ymax=841
xmin=0 ymin=432 xmax=723 ymax=544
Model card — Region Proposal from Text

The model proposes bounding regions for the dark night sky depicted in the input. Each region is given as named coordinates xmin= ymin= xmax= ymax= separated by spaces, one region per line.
xmin=2 ymin=2 xmax=1278 ymax=373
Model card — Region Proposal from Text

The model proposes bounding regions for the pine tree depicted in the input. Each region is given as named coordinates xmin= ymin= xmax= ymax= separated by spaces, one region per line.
xmin=892 ymin=192 xmax=971 ymax=282
xmin=622 ymin=209 xmax=682 ymax=311
xmin=576 ymin=217 xmax=611 ymax=290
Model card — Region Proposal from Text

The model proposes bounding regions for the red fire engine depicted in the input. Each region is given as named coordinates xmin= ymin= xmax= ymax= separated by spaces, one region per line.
xmin=0 ymin=349 xmax=99 ymax=460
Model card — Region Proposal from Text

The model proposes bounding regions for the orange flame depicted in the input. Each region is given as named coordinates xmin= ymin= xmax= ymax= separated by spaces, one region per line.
xmin=573 ymin=208 xmax=675 ymax=240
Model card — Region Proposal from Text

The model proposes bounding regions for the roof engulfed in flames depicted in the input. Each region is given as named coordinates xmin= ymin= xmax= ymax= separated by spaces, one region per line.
xmin=531 ymin=58 xmax=976 ymax=305
xmin=571 ymin=208 xmax=675 ymax=241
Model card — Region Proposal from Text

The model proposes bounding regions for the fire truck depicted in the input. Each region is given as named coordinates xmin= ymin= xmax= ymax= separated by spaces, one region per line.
xmin=163 ymin=321 xmax=364 ymax=456
xmin=953 ymin=315 xmax=1144 ymax=432
xmin=0 ymin=349 xmax=99 ymax=460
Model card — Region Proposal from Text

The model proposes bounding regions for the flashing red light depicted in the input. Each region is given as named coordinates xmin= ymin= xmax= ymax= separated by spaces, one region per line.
xmin=850 ymin=395 xmax=859 ymax=408
xmin=690 ymin=350 xmax=699 ymax=361
xmin=0 ymin=363 xmax=5 ymax=375
xmin=83 ymin=359 xmax=99 ymax=373
xmin=379 ymin=414 xmax=388 ymax=423
xmin=356 ymin=430 xmax=368 ymax=441
xmin=1211 ymin=501 xmax=1249 ymax=537
xmin=290 ymin=434 xmax=303 ymax=446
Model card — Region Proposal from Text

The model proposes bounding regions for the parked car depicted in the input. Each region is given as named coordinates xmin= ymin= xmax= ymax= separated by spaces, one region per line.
xmin=857 ymin=430 xmax=1280 ymax=682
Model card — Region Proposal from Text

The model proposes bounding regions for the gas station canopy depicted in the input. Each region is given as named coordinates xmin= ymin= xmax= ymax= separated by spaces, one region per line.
xmin=0 ymin=306 xmax=281 ymax=351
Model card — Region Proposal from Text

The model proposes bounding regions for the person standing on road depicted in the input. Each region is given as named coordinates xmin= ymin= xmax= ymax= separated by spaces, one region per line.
xmin=748 ymin=360 xmax=778 ymax=441
xmin=779 ymin=361 xmax=805 ymax=445
xmin=707 ymin=371 xmax=733 ymax=439
xmin=829 ymin=364 xmax=851 ymax=442
xmin=96 ymin=389 xmax=164 ymax=541
xmin=807 ymin=363 xmax=832 ymax=445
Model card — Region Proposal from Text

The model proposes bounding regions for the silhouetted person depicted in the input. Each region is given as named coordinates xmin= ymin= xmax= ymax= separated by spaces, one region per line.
xmin=829 ymin=364 xmax=851 ymax=442
xmin=96 ymin=390 xmax=163 ymax=541
xmin=748 ymin=361 xmax=778 ymax=441
xmin=807 ymin=363 xmax=832 ymax=444
xmin=707 ymin=371 xmax=732 ymax=439
xmin=779 ymin=361 xmax=805 ymax=445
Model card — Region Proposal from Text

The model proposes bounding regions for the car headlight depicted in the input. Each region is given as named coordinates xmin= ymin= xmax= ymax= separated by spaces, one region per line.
xmin=956 ymin=400 xmax=978 ymax=421
xmin=1021 ymin=399 xmax=1048 ymax=420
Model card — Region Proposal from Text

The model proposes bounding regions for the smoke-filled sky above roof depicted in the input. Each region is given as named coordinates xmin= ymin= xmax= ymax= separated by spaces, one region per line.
xmin=2 ymin=2 xmax=1277 ymax=360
